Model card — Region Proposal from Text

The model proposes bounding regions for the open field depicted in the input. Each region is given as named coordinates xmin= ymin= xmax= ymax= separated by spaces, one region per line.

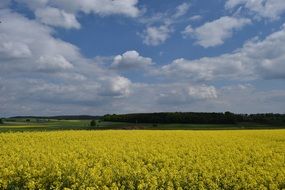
xmin=1 ymin=119 xmax=285 ymax=132
xmin=0 ymin=130 xmax=284 ymax=189
xmin=0 ymin=120 xmax=91 ymax=132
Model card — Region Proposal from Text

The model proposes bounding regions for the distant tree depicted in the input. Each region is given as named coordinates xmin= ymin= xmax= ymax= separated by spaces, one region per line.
xmin=0 ymin=118 xmax=3 ymax=124
xmin=90 ymin=120 xmax=97 ymax=127
xmin=225 ymin=111 xmax=236 ymax=124
xmin=102 ymin=112 xmax=285 ymax=125
xmin=26 ymin=119 xmax=30 ymax=122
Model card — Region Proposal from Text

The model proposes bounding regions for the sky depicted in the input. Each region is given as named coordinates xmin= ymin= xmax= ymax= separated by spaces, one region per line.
xmin=0 ymin=0 xmax=285 ymax=116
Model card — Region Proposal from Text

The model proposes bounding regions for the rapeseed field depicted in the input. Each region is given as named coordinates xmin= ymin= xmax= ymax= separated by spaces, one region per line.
xmin=0 ymin=130 xmax=284 ymax=189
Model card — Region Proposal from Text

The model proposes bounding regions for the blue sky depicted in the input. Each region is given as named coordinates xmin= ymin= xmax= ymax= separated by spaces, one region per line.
xmin=0 ymin=0 xmax=285 ymax=116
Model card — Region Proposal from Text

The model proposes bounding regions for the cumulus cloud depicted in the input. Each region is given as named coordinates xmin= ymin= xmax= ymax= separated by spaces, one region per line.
xmin=2 ymin=0 xmax=140 ymax=29
xmin=225 ymin=0 xmax=285 ymax=20
xmin=157 ymin=84 xmax=218 ymax=105
xmin=35 ymin=7 xmax=81 ymax=29
xmin=182 ymin=16 xmax=251 ymax=48
xmin=217 ymin=84 xmax=285 ymax=113
xmin=158 ymin=25 xmax=285 ymax=81
xmin=0 ymin=10 xmax=133 ymax=116
xmin=158 ymin=56 xmax=252 ymax=81
xmin=99 ymin=76 xmax=131 ymax=97
xmin=111 ymin=50 xmax=153 ymax=70
xmin=173 ymin=3 xmax=191 ymax=18
xmin=0 ymin=9 xmax=80 ymax=74
xmin=122 ymin=83 xmax=285 ymax=113
xmin=140 ymin=2 xmax=190 ymax=46
xmin=48 ymin=0 xmax=140 ymax=17
xmin=37 ymin=55 xmax=74 ymax=71
xmin=1 ymin=2 xmax=285 ymax=116
xmin=141 ymin=25 xmax=173 ymax=46
xmin=0 ymin=42 xmax=32 ymax=59
xmin=188 ymin=85 xmax=218 ymax=100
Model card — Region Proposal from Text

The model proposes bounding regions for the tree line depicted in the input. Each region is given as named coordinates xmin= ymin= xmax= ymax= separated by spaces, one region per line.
xmin=102 ymin=112 xmax=285 ymax=125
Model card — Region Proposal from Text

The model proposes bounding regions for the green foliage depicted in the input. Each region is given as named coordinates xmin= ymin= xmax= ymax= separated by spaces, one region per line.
xmin=103 ymin=112 xmax=285 ymax=125
xmin=0 ymin=118 xmax=3 ymax=124
xmin=0 ymin=119 xmax=284 ymax=132
xmin=0 ymin=120 xmax=91 ymax=132
xmin=90 ymin=120 xmax=97 ymax=127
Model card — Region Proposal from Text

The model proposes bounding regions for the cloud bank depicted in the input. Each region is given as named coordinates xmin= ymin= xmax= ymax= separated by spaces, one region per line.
xmin=1 ymin=0 xmax=285 ymax=116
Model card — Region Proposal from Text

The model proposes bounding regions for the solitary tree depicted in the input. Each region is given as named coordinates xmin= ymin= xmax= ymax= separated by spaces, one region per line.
xmin=225 ymin=111 xmax=236 ymax=124
xmin=90 ymin=120 xmax=97 ymax=127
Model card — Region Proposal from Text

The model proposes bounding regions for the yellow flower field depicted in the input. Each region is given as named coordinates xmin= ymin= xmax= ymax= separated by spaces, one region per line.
xmin=0 ymin=130 xmax=285 ymax=189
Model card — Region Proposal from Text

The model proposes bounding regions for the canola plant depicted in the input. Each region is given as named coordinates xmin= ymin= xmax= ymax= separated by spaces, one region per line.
xmin=0 ymin=130 xmax=284 ymax=189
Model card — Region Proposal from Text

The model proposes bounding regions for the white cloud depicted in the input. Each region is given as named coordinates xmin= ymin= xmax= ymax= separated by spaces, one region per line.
xmin=173 ymin=3 xmax=191 ymax=18
xmin=182 ymin=25 xmax=194 ymax=36
xmin=1 ymin=2 xmax=285 ymax=115
xmin=188 ymin=85 xmax=218 ymax=100
xmin=157 ymin=84 xmax=218 ymax=105
xmin=133 ymin=82 xmax=284 ymax=113
xmin=140 ymin=2 xmax=190 ymax=46
xmin=13 ymin=0 xmax=140 ymax=17
xmin=182 ymin=16 xmax=251 ymax=48
xmin=0 ymin=42 xmax=32 ymax=59
xmin=158 ymin=24 xmax=285 ymax=81
xmin=189 ymin=15 xmax=202 ymax=21
xmin=35 ymin=7 xmax=81 ymax=29
xmin=130 ymin=83 xmax=285 ymax=113
xmin=0 ymin=9 xmax=80 ymax=74
xmin=111 ymin=50 xmax=153 ymax=70
xmin=142 ymin=25 xmax=173 ymax=46
xmin=225 ymin=0 xmax=285 ymax=20
xmin=0 ymin=10 xmax=133 ymax=117
xmin=99 ymin=76 xmax=131 ymax=97
xmin=116 ymin=83 xmax=219 ymax=110
xmin=217 ymin=84 xmax=285 ymax=113
xmin=2 ymin=0 xmax=140 ymax=29
xmin=49 ymin=0 xmax=140 ymax=17
xmin=37 ymin=55 xmax=74 ymax=71
xmin=158 ymin=57 xmax=251 ymax=81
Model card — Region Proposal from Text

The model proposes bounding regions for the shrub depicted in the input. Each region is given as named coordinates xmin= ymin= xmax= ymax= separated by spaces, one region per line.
xmin=90 ymin=120 xmax=97 ymax=127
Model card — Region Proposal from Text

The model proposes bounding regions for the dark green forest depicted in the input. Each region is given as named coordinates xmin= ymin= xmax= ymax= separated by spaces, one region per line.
xmin=102 ymin=112 xmax=285 ymax=125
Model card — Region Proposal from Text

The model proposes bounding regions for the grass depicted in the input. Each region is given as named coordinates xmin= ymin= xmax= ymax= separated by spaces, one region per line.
xmin=0 ymin=119 xmax=285 ymax=132
xmin=0 ymin=120 xmax=90 ymax=132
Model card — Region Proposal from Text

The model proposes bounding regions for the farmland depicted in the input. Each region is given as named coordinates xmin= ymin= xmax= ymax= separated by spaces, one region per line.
xmin=0 ymin=119 xmax=91 ymax=132
xmin=0 ymin=130 xmax=285 ymax=189
xmin=0 ymin=119 xmax=284 ymax=132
